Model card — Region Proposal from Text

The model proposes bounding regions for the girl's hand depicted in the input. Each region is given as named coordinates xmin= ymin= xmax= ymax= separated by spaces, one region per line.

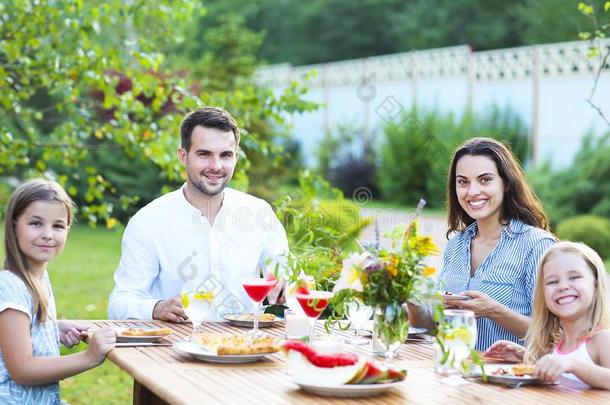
xmin=484 ymin=340 xmax=525 ymax=362
xmin=58 ymin=320 xmax=89 ymax=348
xmin=453 ymin=290 xmax=497 ymax=318
xmin=86 ymin=328 xmax=116 ymax=365
xmin=535 ymin=354 xmax=571 ymax=382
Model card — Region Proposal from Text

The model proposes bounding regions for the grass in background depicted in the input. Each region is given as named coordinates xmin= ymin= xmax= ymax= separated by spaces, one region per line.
xmin=0 ymin=224 xmax=132 ymax=404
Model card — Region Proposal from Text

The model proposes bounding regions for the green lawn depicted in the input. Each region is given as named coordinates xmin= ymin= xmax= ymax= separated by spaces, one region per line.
xmin=0 ymin=224 xmax=132 ymax=404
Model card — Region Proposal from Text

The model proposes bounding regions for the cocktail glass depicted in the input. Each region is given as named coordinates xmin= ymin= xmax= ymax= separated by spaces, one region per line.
xmin=241 ymin=278 xmax=277 ymax=338
xmin=295 ymin=291 xmax=334 ymax=343
xmin=181 ymin=290 xmax=214 ymax=338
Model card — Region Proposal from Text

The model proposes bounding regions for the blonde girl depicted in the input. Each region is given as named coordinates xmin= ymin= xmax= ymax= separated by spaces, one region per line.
xmin=485 ymin=241 xmax=610 ymax=389
xmin=0 ymin=180 xmax=116 ymax=404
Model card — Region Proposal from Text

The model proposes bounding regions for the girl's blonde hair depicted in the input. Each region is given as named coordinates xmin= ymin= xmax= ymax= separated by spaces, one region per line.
xmin=525 ymin=241 xmax=610 ymax=362
xmin=3 ymin=179 xmax=74 ymax=322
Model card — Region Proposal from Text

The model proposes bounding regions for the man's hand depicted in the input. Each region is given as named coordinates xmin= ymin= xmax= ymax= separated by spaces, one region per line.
xmin=58 ymin=320 xmax=89 ymax=348
xmin=152 ymin=295 xmax=188 ymax=322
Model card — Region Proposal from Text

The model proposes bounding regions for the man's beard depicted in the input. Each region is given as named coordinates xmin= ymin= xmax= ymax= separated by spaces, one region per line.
xmin=189 ymin=172 xmax=228 ymax=196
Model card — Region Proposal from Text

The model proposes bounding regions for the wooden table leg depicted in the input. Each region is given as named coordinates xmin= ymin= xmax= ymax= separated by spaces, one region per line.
xmin=133 ymin=380 xmax=169 ymax=405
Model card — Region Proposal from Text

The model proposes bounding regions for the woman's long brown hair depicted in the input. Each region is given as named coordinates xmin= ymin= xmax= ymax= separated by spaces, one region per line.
xmin=3 ymin=179 xmax=74 ymax=322
xmin=446 ymin=137 xmax=550 ymax=237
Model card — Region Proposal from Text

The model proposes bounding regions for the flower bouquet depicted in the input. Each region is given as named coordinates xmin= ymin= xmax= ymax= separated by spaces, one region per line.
xmin=331 ymin=200 xmax=440 ymax=362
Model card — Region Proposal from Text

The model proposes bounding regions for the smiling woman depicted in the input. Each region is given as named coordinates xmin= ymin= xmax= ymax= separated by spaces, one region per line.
xmin=410 ymin=137 xmax=556 ymax=351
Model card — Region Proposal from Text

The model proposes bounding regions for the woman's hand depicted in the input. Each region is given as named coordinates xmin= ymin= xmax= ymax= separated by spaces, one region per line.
xmin=58 ymin=320 xmax=90 ymax=348
xmin=452 ymin=290 xmax=498 ymax=318
xmin=535 ymin=354 xmax=572 ymax=382
xmin=484 ymin=340 xmax=526 ymax=362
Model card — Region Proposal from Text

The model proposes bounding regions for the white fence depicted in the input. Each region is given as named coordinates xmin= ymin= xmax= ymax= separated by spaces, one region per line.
xmin=255 ymin=40 xmax=610 ymax=168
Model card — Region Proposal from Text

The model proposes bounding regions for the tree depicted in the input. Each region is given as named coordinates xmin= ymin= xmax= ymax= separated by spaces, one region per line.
xmin=0 ymin=0 xmax=315 ymax=226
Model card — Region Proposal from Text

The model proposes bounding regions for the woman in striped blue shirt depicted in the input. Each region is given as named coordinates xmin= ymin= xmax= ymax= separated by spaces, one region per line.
xmin=411 ymin=137 xmax=555 ymax=350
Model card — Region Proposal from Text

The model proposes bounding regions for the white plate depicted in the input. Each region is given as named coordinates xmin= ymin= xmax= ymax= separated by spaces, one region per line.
xmin=223 ymin=313 xmax=283 ymax=328
xmin=173 ymin=341 xmax=272 ymax=364
xmin=293 ymin=381 xmax=403 ymax=397
xmin=471 ymin=364 xmax=555 ymax=388
xmin=115 ymin=328 xmax=169 ymax=343
xmin=442 ymin=294 xmax=470 ymax=301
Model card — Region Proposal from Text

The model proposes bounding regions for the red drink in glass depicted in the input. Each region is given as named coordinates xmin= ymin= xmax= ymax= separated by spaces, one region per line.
xmin=241 ymin=278 xmax=277 ymax=338
xmin=295 ymin=291 xmax=334 ymax=342
xmin=242 ymin=279 xmax=276 ymax=302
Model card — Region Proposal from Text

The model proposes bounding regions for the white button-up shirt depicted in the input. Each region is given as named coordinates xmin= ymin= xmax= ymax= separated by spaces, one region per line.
xmin=108 ymin=185 xmax=289 ymax=320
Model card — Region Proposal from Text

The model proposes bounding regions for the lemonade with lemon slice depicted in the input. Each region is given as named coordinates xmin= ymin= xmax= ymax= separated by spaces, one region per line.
xmin=182 ymin=290 xmax=214 ymax=335
xmin=434 ymin=309 xmax=477 ymax=376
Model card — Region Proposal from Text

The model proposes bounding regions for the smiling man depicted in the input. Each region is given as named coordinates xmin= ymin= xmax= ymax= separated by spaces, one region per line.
xmin=108 ymin=107 xmax=288 ymax=321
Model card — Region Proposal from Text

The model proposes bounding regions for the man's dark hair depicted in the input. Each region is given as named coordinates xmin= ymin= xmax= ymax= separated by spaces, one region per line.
xmin=179 ymin=107 xmax=240 ymax=151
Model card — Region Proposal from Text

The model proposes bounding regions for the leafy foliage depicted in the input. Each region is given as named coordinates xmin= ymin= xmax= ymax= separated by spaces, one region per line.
xmin=529 ymin=132 xmax=610 ymax=226
xmin=199 ymin=0 xmax=600 ymax=65
xmin=275 ymin=171 xmax=371 ymax=253
xmin=0 ymin=0 xmax=316 ymax=225
xmin=556 ymin=215 xmax=610 ymax=260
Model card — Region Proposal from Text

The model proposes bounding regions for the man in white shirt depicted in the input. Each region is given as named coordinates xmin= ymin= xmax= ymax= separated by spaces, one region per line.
xmin=108 ymin=107 xmax=289 ymax=321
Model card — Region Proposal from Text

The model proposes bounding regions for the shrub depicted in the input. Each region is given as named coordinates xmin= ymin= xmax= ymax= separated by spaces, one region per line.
xmin=530 ymin=132 xmax=610 ymax=226
xmin=316 ymin=124 xmax=379 ymax=201
xmin=275 ymin=171 xmax=371 ymax=252
xmin=556 ymin=215 xmax=610 ymax=260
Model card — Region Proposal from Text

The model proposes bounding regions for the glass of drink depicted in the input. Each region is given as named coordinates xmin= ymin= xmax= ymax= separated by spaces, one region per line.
xmin=241 ymin=277 xmax=277 ymax=338
xmin=181 ymin=289 xmax=215 ymax=337
xmin=344 ymin=300 xmax=373 ymax=345
xmin=295 ymin=291 xmax=334 ymax=343
xmin=284 ymin=308 xmax=309 ymax=339
xmin=434 ymin=309 xmax=477 ymax=376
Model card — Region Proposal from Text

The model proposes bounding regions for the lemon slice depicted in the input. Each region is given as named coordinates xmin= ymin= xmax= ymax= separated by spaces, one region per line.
xmin=453 ymin=327 xmax=472 ymax=344
xmin=181 ymin=292 xmax=190 ymax=308
xmin=193 ymin=291 xmax=214 ymax=300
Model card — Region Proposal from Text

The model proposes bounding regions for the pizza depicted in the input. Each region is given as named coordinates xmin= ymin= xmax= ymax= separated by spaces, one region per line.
xmin=120 ymin=327 xmax=173 ymax=337
xmin=194 ymin=333 xmax=281 ymax=355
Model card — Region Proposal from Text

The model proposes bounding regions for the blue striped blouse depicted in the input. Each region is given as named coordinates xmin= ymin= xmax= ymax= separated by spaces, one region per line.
xmin=440 ymin=219 xmax=555 ymax=351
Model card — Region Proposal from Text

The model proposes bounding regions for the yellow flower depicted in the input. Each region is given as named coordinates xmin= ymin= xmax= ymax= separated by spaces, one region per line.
xmin=422 ymin=266 xmax=436 ymax=277
xmin=386 ymin=253 xmax=400 ymax=277
xmin=415 ymin=236 xmax=439 ymax=256
xmin=106 ymin=217 xmax=118 ymax=229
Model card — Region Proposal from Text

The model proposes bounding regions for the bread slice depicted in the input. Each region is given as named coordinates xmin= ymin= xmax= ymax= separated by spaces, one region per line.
xmin=511 ymin=363 xmax=535 ymax=376
xmin=121 ymin=327 xmax=173 ymax=337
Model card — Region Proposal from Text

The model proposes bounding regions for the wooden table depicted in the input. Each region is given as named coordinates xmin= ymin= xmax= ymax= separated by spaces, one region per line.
xmin=93 ymin=320 xmax=610 ymax=404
